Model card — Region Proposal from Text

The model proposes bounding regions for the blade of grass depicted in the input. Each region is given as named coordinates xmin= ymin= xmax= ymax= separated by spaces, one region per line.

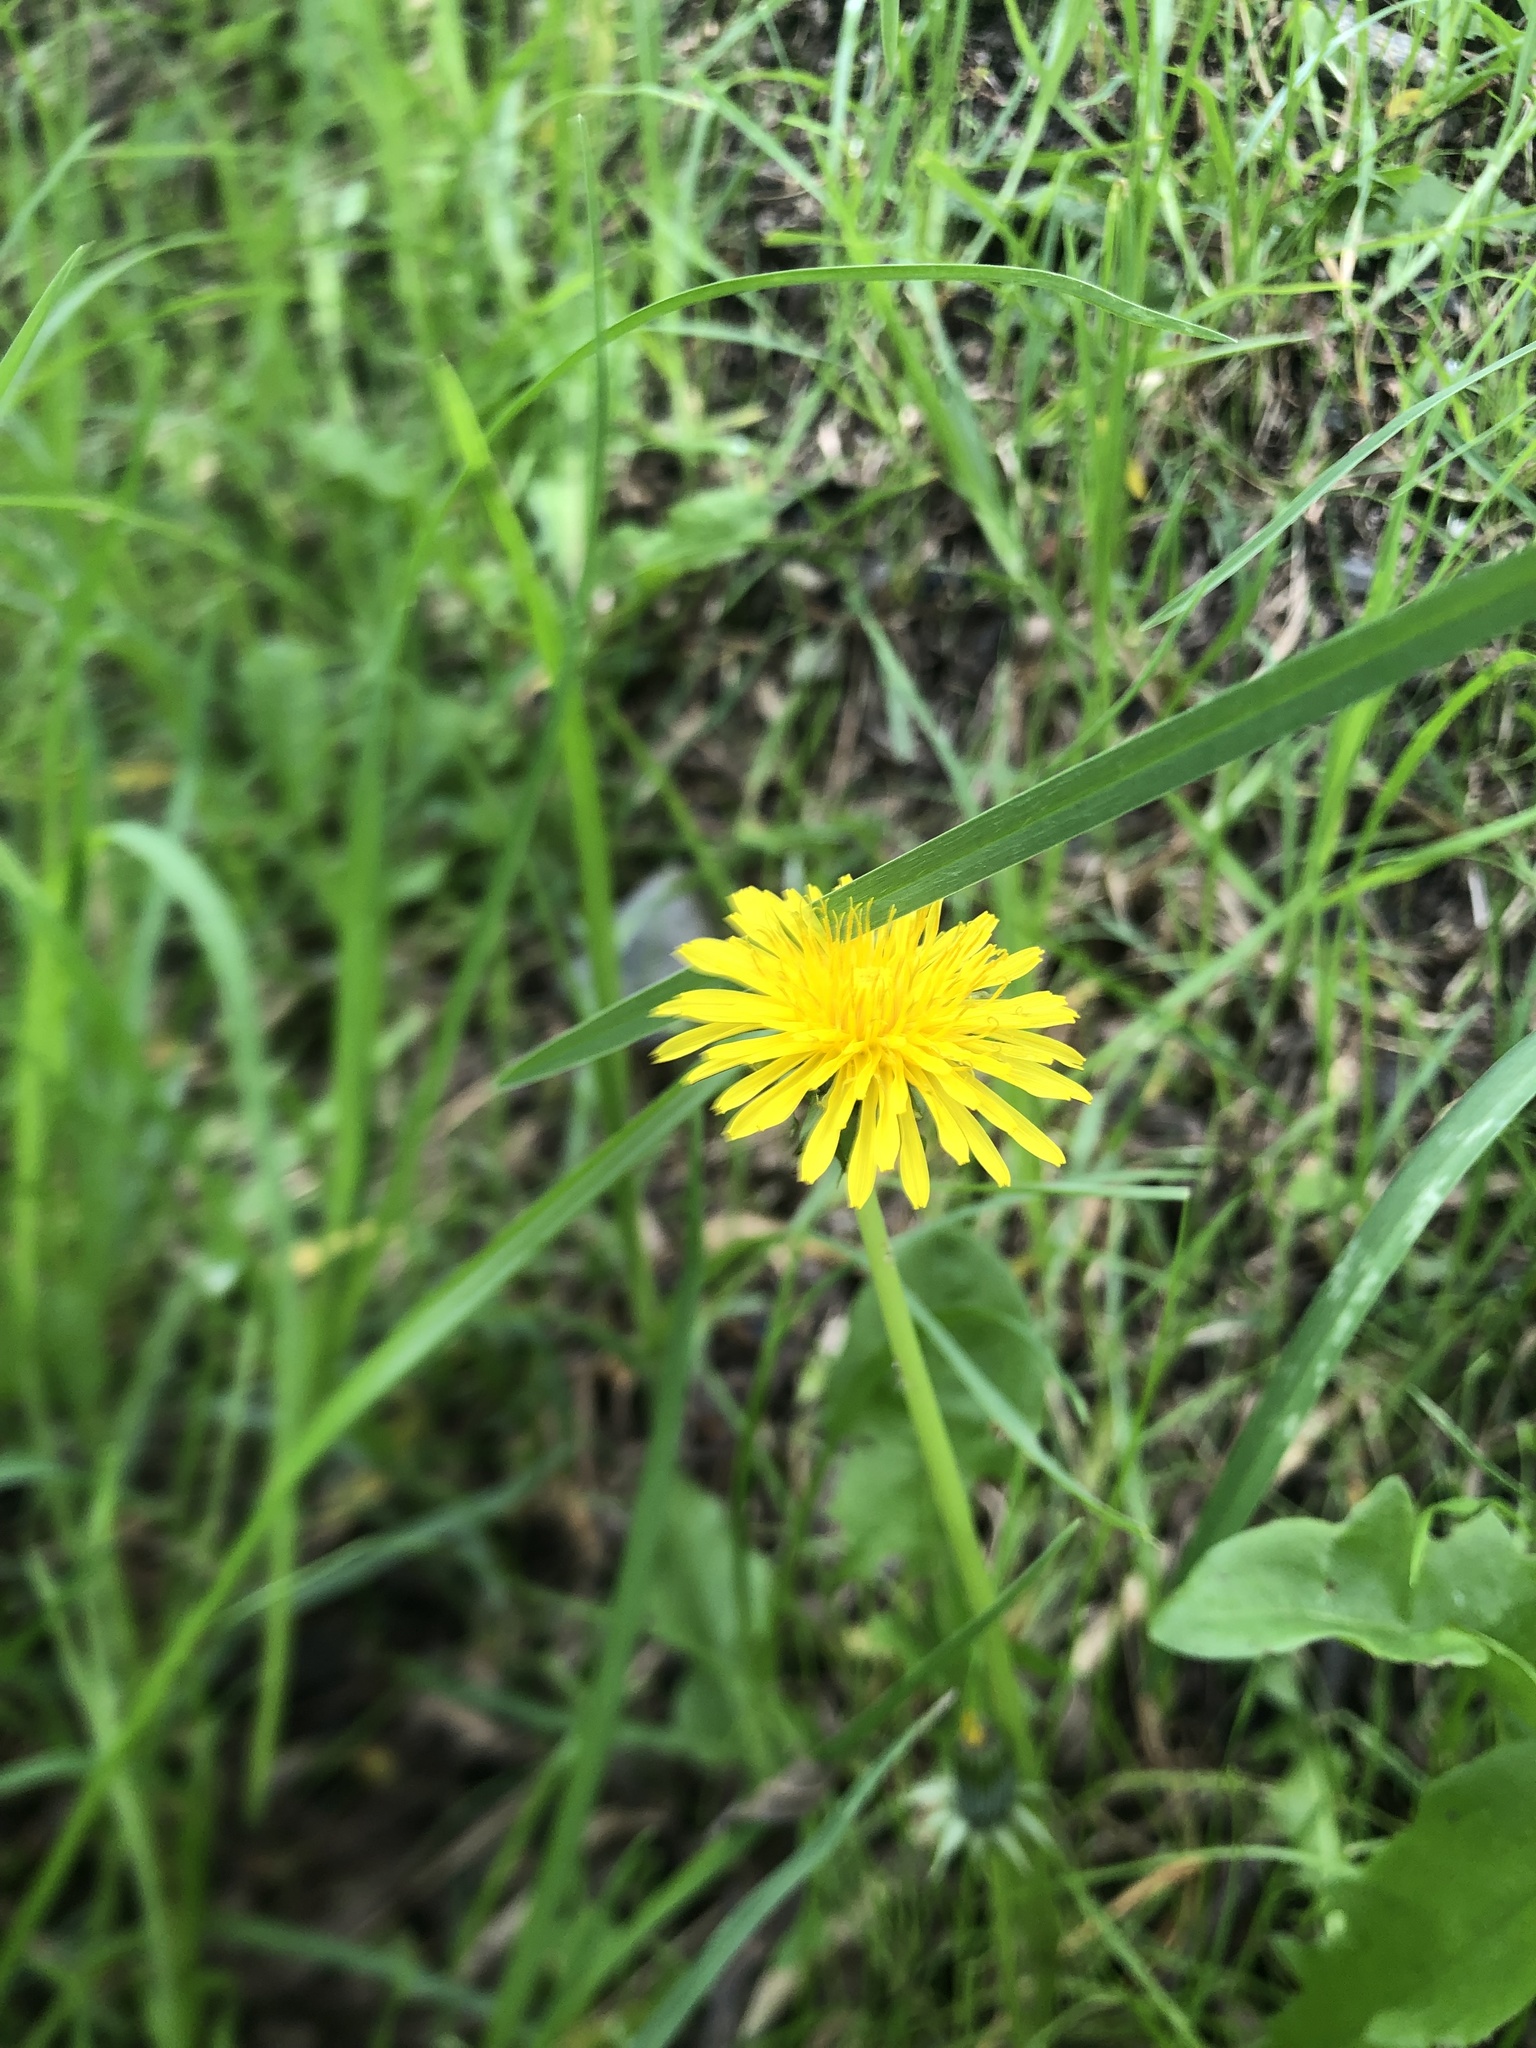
xmin=819 ymin=1523 xmax=1082 ymax=1767
xmin=484 ymin=1113 xmax=705 ymax=2047
xmin=438 ymin=320 xmax=652 ymax=1330
xmin=625 ymin=1693 xmax=955 ymax=2048
xmin=0 ymin=128 xmax=98 ymax=272
xmin=218 ymin=1447 xmax=570 ymax=1631
xmin=0 ymin=245 xmax=88 ymax=423
xmin=0 ymin=1752 xmax=87 ymax=1802
xmin=1144 ymin=335 xmax=1536 ymax=633
xmin=209 ymin=1914 xmax=490 ymax=2024
xmin=0 ymin=1080 xmax=712 ymax=2013
xmin=500 ymin=544 xmax=1536 ymax=1088
xmin=322 ymin=634 xmax=393 ymax=1245
xmin=528 ymin=1530 xmax=1083 ymax=2044
xmin=2 ymin=239 xmax=232 ymax=429
xmin=102 ymin=824 xmax=308 ymax=1814
xmin=1182 ymin=1029 xmax=1536 ymax=1572
xmin=908 ymin=1299 xmax=1150 ymax=1536
xmin=332 ymin=704 xmax=564 ymax=1347
xmin=485 ymin=261 xmax=1224 ymax=441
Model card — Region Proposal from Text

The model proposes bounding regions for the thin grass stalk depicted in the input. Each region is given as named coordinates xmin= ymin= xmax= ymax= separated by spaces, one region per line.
xmin=572 ymin=124 xmax=656 ymax=1332
xmin=331 ymin=702 xmax=565 ymax=1357
xmin=7 ymin=670 xmax=72 ymax=1439
xmin=0 ymin=1084 xmax=706 ymax=2016
xmin=484 ymin=1113 xmax=705 ymax=2046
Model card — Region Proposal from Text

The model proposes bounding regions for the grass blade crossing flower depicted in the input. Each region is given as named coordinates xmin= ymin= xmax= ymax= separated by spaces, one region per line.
xmin=651 ymin=882 xmax=1089 ymax=1206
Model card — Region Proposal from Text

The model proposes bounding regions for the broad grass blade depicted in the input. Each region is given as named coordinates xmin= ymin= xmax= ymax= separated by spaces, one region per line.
xmin=1146 ymin=335 xmax=1536 ymax=630
xmin=1183 ymin=1030 xmax=1536 ymax=1572
xmin=291 ymin=1087 xmax=705 ymax=1466
xmin=106 ymin=825 xmax=295 ymax=1269
xmin=220 ymin=1447 xmax=569 ymax=1630
xmin=501 ymin=545 xmax=1536 ymax=1090
xmin=0 ymin=240 xmax=198 ymax=431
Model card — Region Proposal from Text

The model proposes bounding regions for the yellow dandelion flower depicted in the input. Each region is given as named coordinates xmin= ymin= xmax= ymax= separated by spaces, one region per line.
xmin=650 ymin=881 xmax=1089 ymax=1210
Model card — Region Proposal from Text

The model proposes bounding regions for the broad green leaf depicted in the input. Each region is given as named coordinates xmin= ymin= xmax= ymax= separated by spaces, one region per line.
xmin=1152 ymin=1478 xmax=1531 ymax=1675
xmin=1267 ymin=1740 xmax=1536 ymax=2048
xmin=1185 ymin=1029 xmax=1536 ymax=1569
xmin=499 ymin=547 xmax=1536 ymax=1089
xmin=605 ymin=484 xmax=775 ymax=599
xmin=625 ymin=1693 xmax=954 ymax=2048
xmin=646 ymin=1480 xmax=776 ymax=1765
xmin=829 ymin=1431 xmax=938 ymax=1580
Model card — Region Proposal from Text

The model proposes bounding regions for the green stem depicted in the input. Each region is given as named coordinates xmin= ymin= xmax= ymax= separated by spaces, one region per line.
xmin=853 ymin=1195 xmax=1031 ymax=1770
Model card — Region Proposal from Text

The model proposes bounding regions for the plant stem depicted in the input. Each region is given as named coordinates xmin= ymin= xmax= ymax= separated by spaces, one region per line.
xmin=854 ymin=1194 xmax=1031 ymax=1771
xmin=855 ymin=1192 xmax=1058 ymax=2025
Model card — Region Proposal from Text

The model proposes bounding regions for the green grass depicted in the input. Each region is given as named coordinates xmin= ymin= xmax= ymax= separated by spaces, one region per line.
xmin=2 ymin=2 xmax=1536 ymax=2044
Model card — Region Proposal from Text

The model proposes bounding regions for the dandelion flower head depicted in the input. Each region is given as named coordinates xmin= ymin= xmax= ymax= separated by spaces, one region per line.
xmin=651 ymin=881 xmax=1089 ymax=1209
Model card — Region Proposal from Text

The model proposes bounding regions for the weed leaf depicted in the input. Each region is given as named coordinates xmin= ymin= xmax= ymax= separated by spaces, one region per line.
xmin=1267 ymin=1741 xmax=1536 ymax=2048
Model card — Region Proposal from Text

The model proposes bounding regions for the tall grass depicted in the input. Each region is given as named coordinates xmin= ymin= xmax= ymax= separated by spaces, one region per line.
xmin=1 ymin=3 xmax=1535 ymax=2044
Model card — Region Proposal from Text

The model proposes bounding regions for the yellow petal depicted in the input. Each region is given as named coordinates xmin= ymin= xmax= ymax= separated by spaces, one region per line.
xmin=965 ymin=1080 xmax=1067 ymax=1166
xmin=651 ymin=990 xmax=791 ymax=1026
xmin=917 ymin=1077 xmax=972 ymax=1164
xmin=798 ymin=1065 xmax=862 ymax=1184
xmin=951 ymin=1101 xmax=1010 ymax=1186
xmin=713 ymin=1055 xmax=806 ymax=1114
xmin=975 ymin=1061 xmax=1091 ymax=1103
xmin=982 ymin=945 xmax=1043 ymax=988
xmin=872 ymin=1073 xmax=902 ymax=1173
xmin=651 ymin=1020 xmax=736 ymax=1063
xmin=725 ymin=1062 xmax=819 ymax=1138
xmin=846 ymin=1092 xmax=880 ymax=1208
xmin=972 ymin=1031 xmax=1087 ymax=1071
xmin=897 ymin=1102 xmax=930 ymax=1208
xmin=990 ymin=992 xmax=1079 ymax=1027
xmin=674 ymin=936 xmax=775 ymax=987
